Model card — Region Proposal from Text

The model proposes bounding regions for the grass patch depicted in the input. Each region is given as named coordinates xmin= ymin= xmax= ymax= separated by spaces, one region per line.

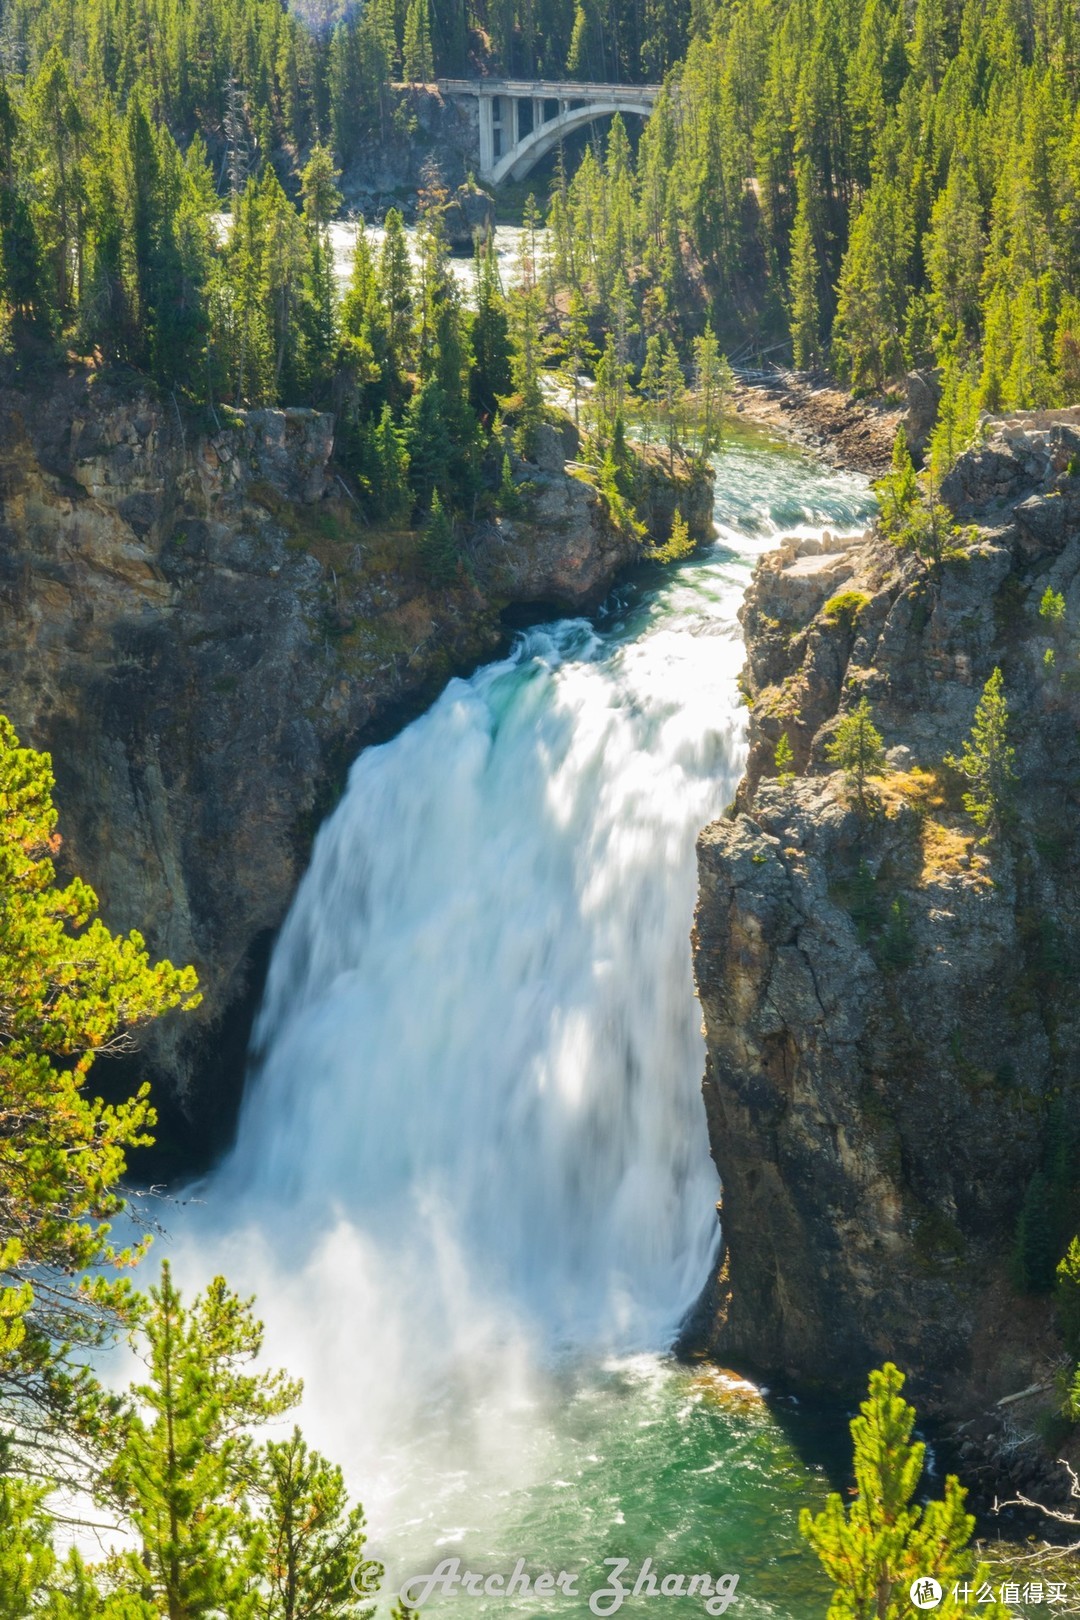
xmin=920 ymin=818 xmax=973 ymax=880
xmin=876 ymin=766 xmax=949 ymax=815
xmin=876 ymin=767 xmax=994 ymax=887
xmin=822 ymin=589 xmax=871 ymax=630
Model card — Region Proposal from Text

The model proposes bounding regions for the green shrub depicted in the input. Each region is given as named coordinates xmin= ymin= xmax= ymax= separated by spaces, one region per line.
xmin=823 ymin=589 xmax=871 ymax=630
xmin=1056 ymin=1237 xmax=1080 ymax=1358
xmin=1039 ymin=586 xmax=1066 ymax=625
xmin=876 ymin=897 xmax=915 ymax=970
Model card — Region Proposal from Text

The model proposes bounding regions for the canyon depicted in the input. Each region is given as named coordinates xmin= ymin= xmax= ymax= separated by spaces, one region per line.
xmin=0 ymin=365 xmax=710 ymax=1166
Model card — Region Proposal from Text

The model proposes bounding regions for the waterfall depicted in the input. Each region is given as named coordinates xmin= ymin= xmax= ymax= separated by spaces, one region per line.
xmin=173 ymin=440 xmax=874 ymax=1581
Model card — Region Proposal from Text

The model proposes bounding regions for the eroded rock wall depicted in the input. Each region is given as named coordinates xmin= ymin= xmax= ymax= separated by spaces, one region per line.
xmin=692 ymin=421 xmax=1080 ymax=1416
xmin=0 ymin=370 xmax=706 ymax=1165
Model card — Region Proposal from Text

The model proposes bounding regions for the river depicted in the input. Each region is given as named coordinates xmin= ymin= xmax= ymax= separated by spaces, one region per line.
xmin=165 ymin=413 xmax=875 ymax=1616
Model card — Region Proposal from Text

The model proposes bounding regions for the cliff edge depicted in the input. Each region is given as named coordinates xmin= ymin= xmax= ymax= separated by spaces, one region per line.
xmin=0 ymin=367 xmax=711 ymax=1166
xmin=691 ymin=414 xmax=1080 ymax=1439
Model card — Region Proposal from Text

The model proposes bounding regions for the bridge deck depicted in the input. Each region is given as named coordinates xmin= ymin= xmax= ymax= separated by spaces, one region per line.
xmin=437 ymin=77 xmax=660 ymax=101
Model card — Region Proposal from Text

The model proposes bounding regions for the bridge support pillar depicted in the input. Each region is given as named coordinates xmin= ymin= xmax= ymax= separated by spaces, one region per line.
xmin=478 ymin=96 xmax=495 ymax=176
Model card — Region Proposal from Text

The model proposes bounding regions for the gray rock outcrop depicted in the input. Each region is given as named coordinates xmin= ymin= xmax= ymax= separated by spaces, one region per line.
xmin=691 ymin=419 xmax=1080 ymax=1419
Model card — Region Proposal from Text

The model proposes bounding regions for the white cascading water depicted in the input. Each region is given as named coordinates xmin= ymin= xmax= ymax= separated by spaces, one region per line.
xmin=172 ymin=437 xmax=873 ymax=1600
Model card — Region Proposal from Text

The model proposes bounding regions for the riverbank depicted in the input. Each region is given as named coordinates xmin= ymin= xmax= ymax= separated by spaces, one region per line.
xmin=733 ymin=371 xmax=907 ymax=475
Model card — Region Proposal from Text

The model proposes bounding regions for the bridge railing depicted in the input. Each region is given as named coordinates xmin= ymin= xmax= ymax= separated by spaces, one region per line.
xmin=437 ymin=77 xmax=660 ymax=101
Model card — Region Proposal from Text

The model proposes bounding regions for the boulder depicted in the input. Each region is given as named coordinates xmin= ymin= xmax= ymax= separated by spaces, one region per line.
xmin=904 ymin=369 xmax=941 ymax=459
xmin=439 ymin=183 xmax=496 ymax=251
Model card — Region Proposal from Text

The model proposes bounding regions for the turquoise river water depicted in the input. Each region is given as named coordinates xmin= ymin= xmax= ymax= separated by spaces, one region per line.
xmin=168 ymin=427 xmax=876 ymax=1618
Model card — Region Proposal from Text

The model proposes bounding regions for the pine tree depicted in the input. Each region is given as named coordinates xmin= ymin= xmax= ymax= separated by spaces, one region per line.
xmin=847 ymin=0 xmax=906 ymax=182
xmin=1013 ymin=1172 xmax=1058 ymax=1293
xmin=833 ymin=171 xmax=913 ymax=390
xmin=566 ymin=0 xmax=603 ymax=79
xmin=497 ymin=451 xmax=522 ymax=514
xmin=0 ymin=1475 xmax=56 ymax=1619
xmin=650 ymin=506 xmax=695 ymax=563
xmin=256 ymin=168 xmax=307 ymax=401
xmin=216 ymin=176 xmax=275 ymax=405
xmin=0 ymin=718 xmax=198 ymax=1432
xmin=509 ymin=232 xmax=545 ymax=459
xmin=692 ymin=324 xmax=733 ymax=451
xmin=405 ymin=377 xmax=455 ymax=504
xmin=928 ymin=346 xmax=981 ymax=486
xmin=826 ymin=696 xmax=886 ymax=809
xmin=376 ymin=209 xmax=413 ymax=393
xmin=875 ymin=426 xmax=919 ymax=539
xmin=912 ymin=0 xmax=951 ymax=85
xmin=470 ymin=235 xmax=511 ymax=418
xmin=979 ymin=284 xmax=1013 ymax=414
xmin=789 ymin=156 xmax=822 ymax=371
xmin=300 ymin=144 xmax=342 ymax=403
xmin=775 ymin=731 xmax=795 ymax=783
xmin=926 ymin=163 xmax=985 ymax=351
xmin=107 ymin=1263 xmax=301 ymax=1617
xmin=944 ymin=667 xmax=1017 ymax=841
xmin=257 ymin=1429 xmax=378 ymax=1620
xmin=418 ymin=490 xmax=458 ymax=584
xmin=0 ymin=77 xmax=46 ymax=337
xmin=373 ymin=403 xmax=410 ymax=522
xmin=24 ymin=45 xmax=85 ymax=321
xmin=402 ymin=0 xmax=433 ymax=82
xmin=329 ymin=22 xmax=362 ymax=167
xmin=560 ymin=289 xmax=594 ymax=430
xmin=1006 ymin=278 xmax=1054 ymax=409
xmin=1057 ymin=1237 xmax=1080 ymax=1358
xmin=801 ymin=1364 xmax=1010 ymax=1620
xmin=658 ymin=335 xmax=686 ymax=471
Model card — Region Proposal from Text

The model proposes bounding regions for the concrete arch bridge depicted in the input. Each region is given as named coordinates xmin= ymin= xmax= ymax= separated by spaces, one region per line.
xmin=437 ymin=78 xmax=661 ymax=186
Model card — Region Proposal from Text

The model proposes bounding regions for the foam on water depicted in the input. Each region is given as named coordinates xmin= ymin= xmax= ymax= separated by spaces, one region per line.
xmin=167 ymin=429 xmax=874 ymax=1607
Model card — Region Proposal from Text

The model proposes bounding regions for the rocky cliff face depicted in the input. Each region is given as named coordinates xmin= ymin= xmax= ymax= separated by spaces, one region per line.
xmin=0 ymin=369 xmax=708 ymax=1168
xmin=691 ymin=415 xmax=1080 ymax=1420
xmin=340 ymin=88 xmax=479 ymax=218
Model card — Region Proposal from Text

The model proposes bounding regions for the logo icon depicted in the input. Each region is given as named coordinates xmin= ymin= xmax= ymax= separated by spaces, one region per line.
xmin=909 ymin=1577 xmax=943 ymax=1609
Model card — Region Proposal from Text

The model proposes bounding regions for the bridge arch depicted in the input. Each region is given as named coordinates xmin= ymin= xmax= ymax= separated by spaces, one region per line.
xmin=492 ymin=99 xmax=651 ymax=183
xmin=437 ymin=79 xmax=661 ymax=186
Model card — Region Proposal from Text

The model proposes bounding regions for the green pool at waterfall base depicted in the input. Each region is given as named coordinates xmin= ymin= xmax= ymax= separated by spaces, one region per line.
xmin=366 ymin=429 xmax=875 ymax=1618
xmin=383 ymin=1355 xmax=844 ymax=1618
xmin=182 ymin=422 xmax=877 ymax=1620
